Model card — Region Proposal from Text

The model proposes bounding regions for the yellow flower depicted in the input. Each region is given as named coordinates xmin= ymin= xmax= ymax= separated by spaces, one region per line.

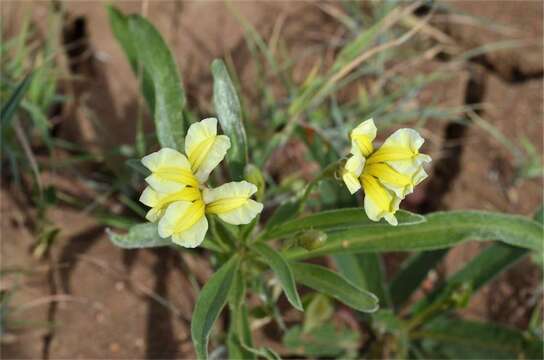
xmin=139 ymin=118 xmax=263 ymax=248
xmin=342 ymin=119 xmax=431 ymax=225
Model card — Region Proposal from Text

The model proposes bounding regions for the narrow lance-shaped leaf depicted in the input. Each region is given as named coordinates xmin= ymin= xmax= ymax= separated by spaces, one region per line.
xmin=284 ymin=211 xmax=543 ymax=260
xmin=192 ymin=255 xmax=241 ymax=360
xmin=107 ymin=6 xmax=155 ymax=113
xmin=212 ymin=59 xmax=248 ymax=180
xmin=107 ymin=223 xmax=171 ymax=248
xmin=334 ymin=253 xmax=391 ymax=308
xmin=291 ymin=262 xmax=379 ymax=313
xmin=253 ymin=243 xmax=303 ymax=311
xmin=227 ymin=303 xmax=255 ymax=360
xmin=128 ymin=15 xmax=186 ymax=150
xmin=107 ymin=223 xmax=223 ymax=252
xmin=264 ymin=208 xmax=425 ymax=240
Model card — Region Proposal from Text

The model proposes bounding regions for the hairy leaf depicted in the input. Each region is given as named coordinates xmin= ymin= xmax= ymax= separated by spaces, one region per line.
xmin=253 ymin=243 xmax=303 ymax=311
xmin=127 ymin=15 xmax=186 ymax=149
xmin=284 ymin=211 xmax=543 ymax=260
xmin=192 ymin=256 xmax=240 ymax=360
xmin=212 ymin=59 xmax=248 ymax=180
xmin=291 ymin=262 xmax=379 ymax=313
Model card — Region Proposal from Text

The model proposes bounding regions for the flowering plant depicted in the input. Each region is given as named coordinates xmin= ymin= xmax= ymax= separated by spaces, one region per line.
xmin=105 ymin=6 xmax=543 ymax=360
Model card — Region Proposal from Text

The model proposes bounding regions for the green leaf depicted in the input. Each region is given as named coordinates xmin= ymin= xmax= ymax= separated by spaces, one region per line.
xmin=417 ymin=317 xmax=543 ymax=359
xmin=411 ymin=242 xmax=528 ymax=314
xmin=334 ymin=253 xmax=391 ymax=307
xmin=389 ymin=249 xmax=449 ymax=308
xmin=211 ymin=59 xmax=248 ymax=180
xmin=127 ymin=15 xmax=186 ymax=149
xmin=227 ymin=304 xmax=255 ymax=360
xmin=253 ymin=243 xmax=303 ymax=311
xmin=291 ymin=262 xmax=378 ymax=313
xmin=1 ymin=72 xmax=33 ymax=129
xmin=192 ymin=255 xmax=241 ymax=360
xmin=107 ymin=6 xmax=155 ymax=112
xmin=107 ymin=223 xmax=171 ymax=248
xmin=284 ymin=211 xmax=543 ymax=260
xmin=264 ymin=208 xmax=424 ymax=240
xmin=228 ymin=267 xmax=246 ymax=310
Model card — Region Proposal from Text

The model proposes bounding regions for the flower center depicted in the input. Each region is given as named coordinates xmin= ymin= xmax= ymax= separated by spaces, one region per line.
xmin=156 ymin=187 xmax=202 ymax=210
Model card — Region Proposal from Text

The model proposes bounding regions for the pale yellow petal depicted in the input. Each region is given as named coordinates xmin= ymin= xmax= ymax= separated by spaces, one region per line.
xmin=342 ymin=148 xmax=365 ymax=194
xmin=194 ymin=135 xmax=231 ymax=183
xmin=140 ymin=187 xmax=165 ymax=222
xmin=141 ymin=148 xmax=191 ymax=171
xmin=364 ymin=163 xmax=418 ymax=198
xmin=145 ymin=208 xmax=164 ymax=223
xmin=185 ymin=118 xmax=218 ymax=157
xmin=157 ymin=201 xmax=192 ymax=238
xmin=217 ymin=199 xmax=263 ymax=225
xmin=171 ymin=216 xmax=208 ymax=248
xmin=203 ymin=181 xmax=263 ymax=225
xmin=412 ymin=166 xmax=429 ymax=187
xmin=361 ymin=174 xmax=400 ymax=226
xmin=346 ymin=144 xmax=365 ymax=175
xmin=350 ymin=118 xmax=377 ymax=157
xmin=367 ymin=128 xmax=431 ymax=166
xmin=185 ymin=118 xmax=231 ymax=181
xmin=139 ymin=186 xmax=159 ymax=207
xmin=343 ymin=173 xmax=362 ymax=194
xmin=142 ymin=148 xmax=197 ymax=192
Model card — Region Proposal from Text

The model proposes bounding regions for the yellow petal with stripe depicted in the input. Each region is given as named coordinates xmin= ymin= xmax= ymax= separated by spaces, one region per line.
xmin=142 ymin=148 xmax=198 ymax=192
xmin=172 ymin=216 xmax=208 ymax=248
xmin=350 ymin=118 xmax=377 ymax=157
xmin=203 ymin=181 xmax=263 ymax=225
xmin=139 ymin=186 xmax=201 ymax=223
xmin=367 ymin=128 xmax=431 ymax=168
xmin=363 ymin=162 xmax=426 ymax=198
xmin=361 ymin=174 xmax=400 ymax=226
xmin=342 ymin=145 xmax=365 ymax=194
xmin=157 ymin=200 xmax=208 ymax=248
xmin=185 ymin=118 xmax=231 ymax=183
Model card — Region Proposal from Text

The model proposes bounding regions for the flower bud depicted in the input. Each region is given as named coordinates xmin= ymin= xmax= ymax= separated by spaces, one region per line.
xmin=295 ymin=229 xmax=327 ymax=250
xmin=244 ymin=164 xmax=265 ymax=201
